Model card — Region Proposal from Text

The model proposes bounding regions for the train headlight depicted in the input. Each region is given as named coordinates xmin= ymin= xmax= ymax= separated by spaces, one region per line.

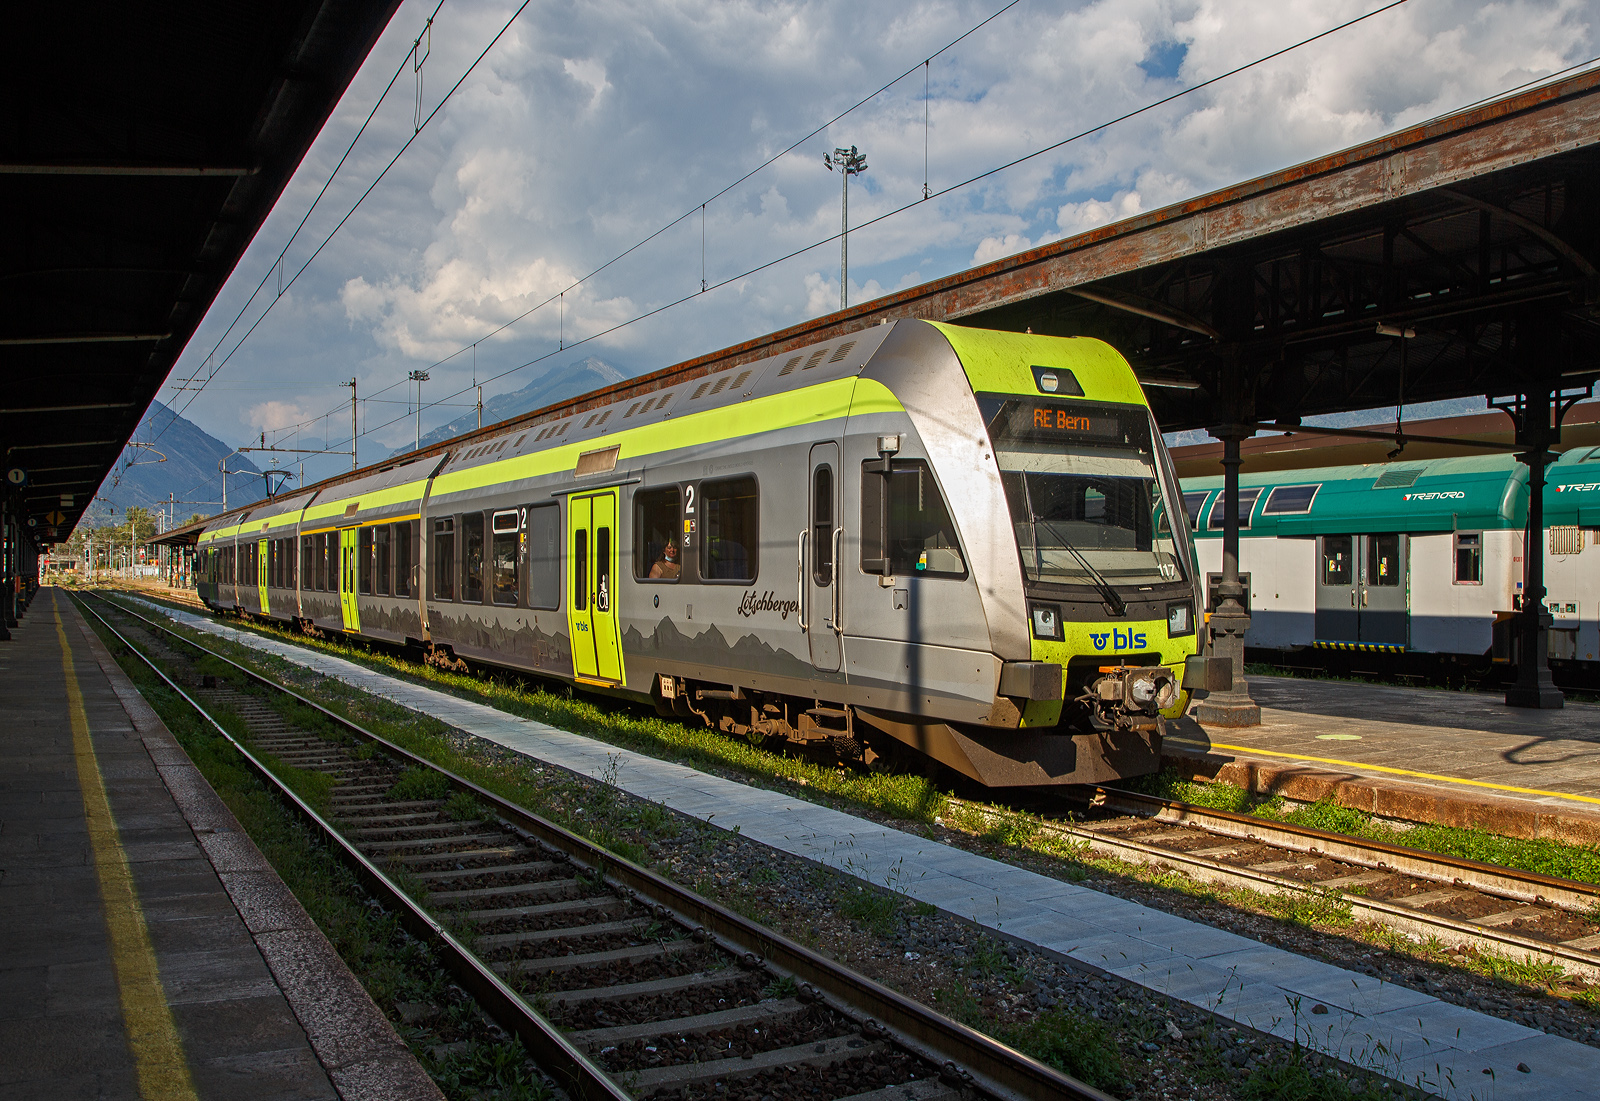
xmin=1030 ymin=603 xmax=1063 ymax=640
xmin=1167 ymin=600 xmax=1195 ymax=637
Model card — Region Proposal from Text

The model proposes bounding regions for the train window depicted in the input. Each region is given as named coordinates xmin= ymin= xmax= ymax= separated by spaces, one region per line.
xmin=813 ymin=466 xmax=834 ymax=585
xmin=1368 ymin=534 xmax=1401 ymax=586
xmin=634 ymin=487 xmax=682 ymax=581
xmin=596 ymin=527 xmax=612 ymax=611
xmin=574 ymin=529 xmax=589 ymax=610
xmin=700 ymin=476 xmax=758 ymax=582
xmin=1263 ymin=484 xmax=1320 ymax=515
xmin=359 ymin=528 xmax=374 ymax=594
xmin=1206 ymin=488 xmax=1262 ymax=530
xmin=491 ymin=512 xmax=518 ymax=605
xmin=394 ymin=522 xmax=413 ymax=597
xmin=1454 ymin=532 xmax=1481 ymax=584
xmin=302 ymin=537 xmax=314 ymax=590
xmin=526 ymin=504 xmax=560 ymax=609
xmin=463 ymin=513 xmax=485 ymax=602
xmin=1321 ymin=536 xmax=1352 ymax=585
xmin=374 ymin=525 xmax=391 ymax=596
xmin=861 ymin=461 xmax=966 ymax=579
xmin=1182 ymin=491 xmax=1209 ymax=531
xmin=433 ymin=518 xmax=455 ymax=600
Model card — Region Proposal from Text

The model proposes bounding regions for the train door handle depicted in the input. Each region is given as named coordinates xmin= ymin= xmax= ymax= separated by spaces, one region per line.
xmin=831 ymin=527 xmax=843 ymax=634
xmin=796 ymin=530 xmax=808 ymax=631
xmin=1360 ymin=589 xmax=1369 ymax=607
xmin=1350 ymin=590 xmax=1356 ymax=607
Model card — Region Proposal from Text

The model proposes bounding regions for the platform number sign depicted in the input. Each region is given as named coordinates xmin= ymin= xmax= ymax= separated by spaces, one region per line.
xmin=5 ymin=467 xmax=25 ymax=488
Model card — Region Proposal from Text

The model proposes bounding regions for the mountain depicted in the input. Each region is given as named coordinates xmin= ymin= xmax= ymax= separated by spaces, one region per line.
xmin=86 ymin=400 xmax=263 ymax=527
xmin=396 ymin=356 xmax=628 ymax=455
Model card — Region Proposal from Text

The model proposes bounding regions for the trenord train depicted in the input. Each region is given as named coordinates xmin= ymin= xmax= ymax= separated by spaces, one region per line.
xmin=197 ymin=321 xmax=1213 ymax=787
xmin=1183 ymin=449 xmax=1600 ymax=670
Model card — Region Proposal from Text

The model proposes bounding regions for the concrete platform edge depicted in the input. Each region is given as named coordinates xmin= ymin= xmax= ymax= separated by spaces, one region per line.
xmin=1164 ymin=746 xmax=1600 ymax=847
xmin=65 ymin=596 xmax=443 ymax=1101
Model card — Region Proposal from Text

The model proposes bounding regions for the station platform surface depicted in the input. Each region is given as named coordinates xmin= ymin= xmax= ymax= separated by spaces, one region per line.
xmin=135 ymin=595 xmax=1600 ymax=1100
xmin=1168 ymin=674 xmax=1600 ymax=841
xmin=0 ymin=590 xmax=439 ymax=1101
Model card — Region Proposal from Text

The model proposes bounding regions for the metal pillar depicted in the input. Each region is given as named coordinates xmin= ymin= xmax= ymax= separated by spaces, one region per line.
xmin=0 ymin=500 xmax=13 ymax=638
xmin=1506 ymin=385 xmax=1564 ymax=709
xmin=1191 ymin=425 xmax=1260 ymax=725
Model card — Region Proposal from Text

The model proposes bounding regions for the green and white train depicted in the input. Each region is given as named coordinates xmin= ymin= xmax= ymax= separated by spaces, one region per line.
xmin=197 ymin=321 xmax=1208 ymax=787
xmin=1183 ymin=448 xmax=1600 ymax=665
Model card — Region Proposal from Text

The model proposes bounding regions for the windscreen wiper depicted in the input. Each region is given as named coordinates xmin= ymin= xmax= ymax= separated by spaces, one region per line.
xmin=1033 ymin=518 xmax=1127 ymax=617
xmin=1057 ymin=539 xmax=1127 ymax=617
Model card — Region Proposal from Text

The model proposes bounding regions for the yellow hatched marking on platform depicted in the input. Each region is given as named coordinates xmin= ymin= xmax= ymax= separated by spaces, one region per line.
xmin=55 ymin=603 xmax=199 ymax=1101
xmin=1203 ymin=740 xmax=1600 ymax=807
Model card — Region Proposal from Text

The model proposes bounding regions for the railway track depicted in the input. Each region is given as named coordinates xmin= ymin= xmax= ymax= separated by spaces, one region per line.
xmin=79 ymin=592 xmax=1104 ymax=1101
xmin=945 ymin=789 xmax=1600 ymax=982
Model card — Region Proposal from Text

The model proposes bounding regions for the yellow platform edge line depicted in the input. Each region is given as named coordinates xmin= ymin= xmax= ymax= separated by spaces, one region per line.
xmin=1202 ymin=739 xmax=1600 ymax=808
xmin=56 ymin=601 xmax=200 ymax=1101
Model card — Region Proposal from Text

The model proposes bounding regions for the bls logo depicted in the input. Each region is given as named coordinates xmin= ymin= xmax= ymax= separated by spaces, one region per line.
xmin=1089 ymin=629 xmax=1148 ymax=651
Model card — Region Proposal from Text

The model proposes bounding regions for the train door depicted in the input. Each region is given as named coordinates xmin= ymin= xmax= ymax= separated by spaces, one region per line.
xmin=567 ymin=491 xmax=622 ymax=683
xmin=339 ymin=527 xmax=361 ymax=632
xmin=804 ymin=442 xmax=842 ymax=671
xmin=1315 ymin=534 xmax=1408 ymax=645
xmin=256 ymin=539 xmax=269 ymax=613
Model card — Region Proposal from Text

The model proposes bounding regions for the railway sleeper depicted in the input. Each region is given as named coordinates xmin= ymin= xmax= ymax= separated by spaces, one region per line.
xmin=476 ymin=918 xmax=651 ymax=952
xmin=346 ymin=819 xmax=487 ymax=840
xmin=549 ymin=969 xmax=750 ymax=1009
xmin=465 ymin=895 xmax=626 ymax=923
xmin=571 ymin=997 xmax=807 ymax=1047
xmin=357 ymin=830 xmax=507 ymax=853
xmin=496 ymin=939 xmax=699 ymax=976
xmin=627 ymin=1036 xmax=883 ymax=1092
xmin=401 ymin=854 xmax=554 ymax=877
xmin=426 ymin=875 xmax=581 ymax=901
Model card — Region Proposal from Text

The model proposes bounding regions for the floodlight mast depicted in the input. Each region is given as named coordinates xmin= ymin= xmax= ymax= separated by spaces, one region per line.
xmin=823 ymin=145 xmax=868 ymax=310
xmin=408 ymin=370 xmax=431 ymax=451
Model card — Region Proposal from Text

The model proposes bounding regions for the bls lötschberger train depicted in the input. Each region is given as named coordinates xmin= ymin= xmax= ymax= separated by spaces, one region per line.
xmin=197 ymin=321 xmax=1208 ymax=787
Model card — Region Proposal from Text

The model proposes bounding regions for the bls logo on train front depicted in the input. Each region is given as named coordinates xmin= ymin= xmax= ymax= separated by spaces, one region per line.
xmin=1089 ymin=629 xmax=1148 ymax=651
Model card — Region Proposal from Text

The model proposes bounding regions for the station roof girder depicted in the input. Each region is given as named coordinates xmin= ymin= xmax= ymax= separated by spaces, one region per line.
xmin=0 ymin=1 xmax=403 ymax=544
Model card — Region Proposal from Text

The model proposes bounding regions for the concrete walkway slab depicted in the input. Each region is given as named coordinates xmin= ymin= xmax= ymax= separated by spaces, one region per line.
xmin=136 ymin=597 xmax=1600 ymax=1099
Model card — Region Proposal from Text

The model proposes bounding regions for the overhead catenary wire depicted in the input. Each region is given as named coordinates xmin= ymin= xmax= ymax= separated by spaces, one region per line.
xmin=336 ymin=0 xmax=1421 ymax=454
xmin=229 ymin=0 xmax=1032 ymax=449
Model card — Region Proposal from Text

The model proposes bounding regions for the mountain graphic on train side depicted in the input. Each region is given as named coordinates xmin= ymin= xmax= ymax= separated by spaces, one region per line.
xmin=394 ymin=356 xmax=627 ymax=456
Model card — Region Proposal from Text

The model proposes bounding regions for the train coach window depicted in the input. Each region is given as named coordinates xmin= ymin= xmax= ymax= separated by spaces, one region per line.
xmin=492 ymin=510 xmax=518 ymax=605
xmin=1182 ymin=491 xmax=1209 ymax=531
xmin=433 ymin=518 xmax=455 ymax=600
xmin=1368 ymin=534 xmax=1401 ymax=587
xmin=1263 ymin=484 xmax=1320 ymax=515
xmin=359 ymin=528 xmax=374 ymax=594
xmin=526 ymin=503 xmax=560 ymax=609
xmin=394 ymin=522 xmax=413 ymax=597
xmin=701 ymin=476 xmax=758 ymax=582
xmin=1455 ymin=533 xmax=1482 ymax=584
xmin=861 ymin=460 xmax=966 ymax=579
xmin=463 ymin=513 xmax=486 ymax=602
xmin=634 ymin=487 xmax=682 ymax=581
xmin=1206 ymin=488 xmax=1262 ymax=531
xmin=302 ymin=537 xmax=314 ymax=590
xmin=813 ymin=467 xmax=834 ymax=585
xmin=375 ymin=526 xmax=391 ymax=596
xmin=1321 ymin=535 xmax=1352 ymax=586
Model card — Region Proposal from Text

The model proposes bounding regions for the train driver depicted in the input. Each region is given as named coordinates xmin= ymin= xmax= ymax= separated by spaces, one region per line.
xmin=649 ymin=541 xmax=681 ymax=579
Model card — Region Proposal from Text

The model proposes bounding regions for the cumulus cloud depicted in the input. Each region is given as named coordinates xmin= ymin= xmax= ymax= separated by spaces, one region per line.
xmin=168 ymin=0 xmax=1598 ymax=468
xmin=247 ymin=400 xmax=314 ymax=432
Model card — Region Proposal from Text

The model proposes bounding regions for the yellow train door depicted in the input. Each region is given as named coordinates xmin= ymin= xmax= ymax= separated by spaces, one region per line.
xmin=566 ymin=492 xmax=622 ymax=684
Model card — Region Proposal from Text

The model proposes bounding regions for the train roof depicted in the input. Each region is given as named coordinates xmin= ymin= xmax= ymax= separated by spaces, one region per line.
xmin=1184 ymin=448 xmax=1600 ymax=535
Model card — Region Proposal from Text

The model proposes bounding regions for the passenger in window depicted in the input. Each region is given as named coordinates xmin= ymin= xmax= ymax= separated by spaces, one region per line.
xmin=649 ymin=542 xmax=681 ymax=579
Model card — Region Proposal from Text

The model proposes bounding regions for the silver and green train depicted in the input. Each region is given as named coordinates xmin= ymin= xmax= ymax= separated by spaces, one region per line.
xmin=196 ymin=321 xmax=1206 ymax=787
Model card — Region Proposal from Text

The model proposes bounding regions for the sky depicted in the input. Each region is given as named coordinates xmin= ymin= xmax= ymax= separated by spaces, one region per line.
xmin=150 ymin=0 xmax=1598 ymax=492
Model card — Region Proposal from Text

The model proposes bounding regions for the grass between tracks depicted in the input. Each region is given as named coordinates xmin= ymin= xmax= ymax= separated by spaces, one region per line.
xmin=1128 ymin=768 xmax=1600 ymax=889
xmin=78 ymin=600 xmax=554 ymax=1101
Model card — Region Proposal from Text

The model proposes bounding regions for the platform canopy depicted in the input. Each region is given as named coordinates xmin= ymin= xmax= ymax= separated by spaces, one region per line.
xmin=0 ymin=1 xmax=403 ymax=544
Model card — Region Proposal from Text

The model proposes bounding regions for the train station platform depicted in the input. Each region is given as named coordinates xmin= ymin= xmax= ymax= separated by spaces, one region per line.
xmin=132 ymin=595 xmax=1600 ymax=1099
xmin=1169 ymin=676 xmax=1600 ymax=844
xmin=0 ymin=590 xmax=440 ymax=1101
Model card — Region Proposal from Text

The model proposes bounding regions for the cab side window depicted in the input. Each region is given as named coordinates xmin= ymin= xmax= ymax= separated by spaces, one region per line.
xmin=860 ymin=460 xmax=966 ymax=578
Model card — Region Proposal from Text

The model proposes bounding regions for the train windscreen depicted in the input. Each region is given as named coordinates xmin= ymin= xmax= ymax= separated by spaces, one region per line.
xmin=979 ymin=396 xmax=1186 ymax=589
